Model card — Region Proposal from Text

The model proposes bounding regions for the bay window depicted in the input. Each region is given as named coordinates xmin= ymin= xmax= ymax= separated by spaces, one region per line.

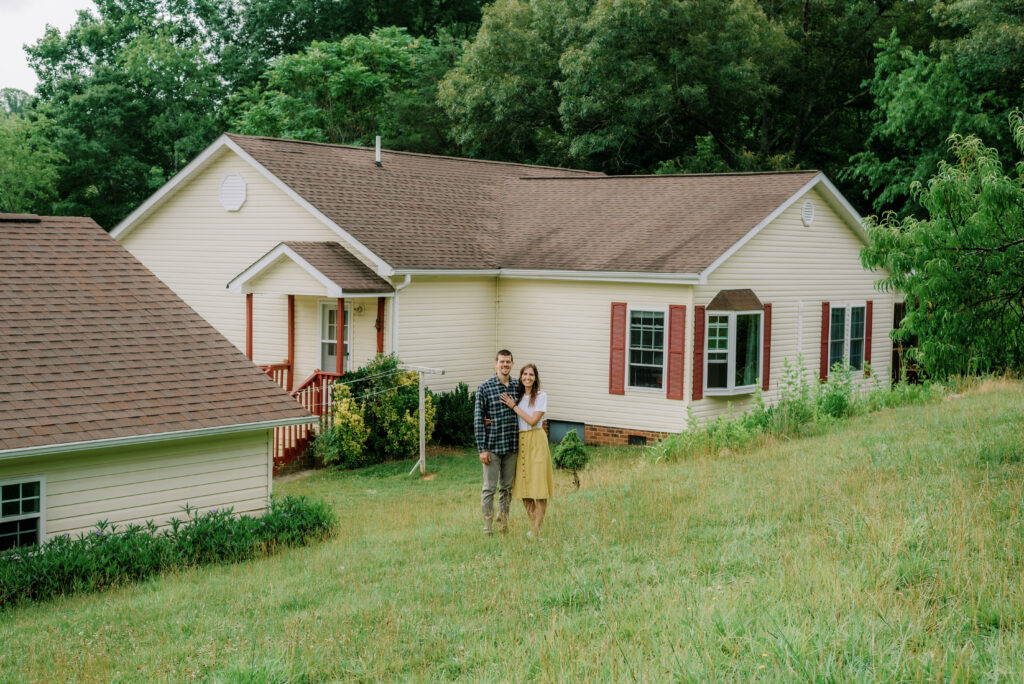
xmin=705 ymin=310 xmax=762 ymax=394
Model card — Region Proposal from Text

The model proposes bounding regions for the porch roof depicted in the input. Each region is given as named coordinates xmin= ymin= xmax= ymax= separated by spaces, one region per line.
xmin=228 ymin=241 xmax=394 ymax=297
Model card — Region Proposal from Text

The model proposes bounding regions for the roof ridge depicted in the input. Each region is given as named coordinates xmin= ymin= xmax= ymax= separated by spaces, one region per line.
xmin=517 ymin=170 xmax=821 ymax=181
xmin=225 ymin=133 xmax=603 ymax=176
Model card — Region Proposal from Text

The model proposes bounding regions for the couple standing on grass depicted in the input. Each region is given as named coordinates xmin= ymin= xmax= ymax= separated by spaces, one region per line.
xmin=474 ymin=349 xmax=555 ymax=538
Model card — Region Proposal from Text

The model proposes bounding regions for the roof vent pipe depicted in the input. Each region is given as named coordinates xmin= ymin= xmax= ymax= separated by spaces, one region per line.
xmin=374 ymin=136 xmax=382 ymax=167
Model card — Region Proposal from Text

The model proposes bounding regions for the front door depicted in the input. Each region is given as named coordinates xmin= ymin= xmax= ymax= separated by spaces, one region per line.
xmin=320 ymin=301 xmax=351 ymax=372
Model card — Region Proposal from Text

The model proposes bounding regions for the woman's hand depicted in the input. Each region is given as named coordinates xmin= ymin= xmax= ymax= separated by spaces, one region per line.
xmin=499 ymin=392 xmax=515 ymax=408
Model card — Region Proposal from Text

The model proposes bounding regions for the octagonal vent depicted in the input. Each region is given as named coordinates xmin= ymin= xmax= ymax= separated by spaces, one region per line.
xmin=219 ymin=173 xmax=247 ymax=211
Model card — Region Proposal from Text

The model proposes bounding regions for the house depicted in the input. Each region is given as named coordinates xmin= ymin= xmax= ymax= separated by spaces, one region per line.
xmin=0 ymin=214 xmax=315 ymax=549
xmin=112 ymin=134 xmax=896 ymax=446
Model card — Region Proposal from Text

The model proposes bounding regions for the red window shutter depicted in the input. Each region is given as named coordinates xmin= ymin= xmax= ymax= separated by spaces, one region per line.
xmin=762 ymin=303 xmax=772 ymax=391
xmin=667 ymin=305 xmax=686 ymax=399
xmin=820 ymin=301 xmax=830 ymax=381
xmin=865 ymin=300 xmax=873 ymax=376
xmin=692 ymin=306 xmax=705 ymax=400
xmin=609 ymin=302 xmax=627 ymax=395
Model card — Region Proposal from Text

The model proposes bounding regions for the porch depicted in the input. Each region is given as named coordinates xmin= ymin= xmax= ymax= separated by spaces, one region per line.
xmin=229 ymin=241 xmax=395 ymax=470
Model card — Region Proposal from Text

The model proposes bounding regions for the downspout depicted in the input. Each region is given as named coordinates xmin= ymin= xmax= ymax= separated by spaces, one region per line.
xmin=391 ymin=274 xmax=411 ymax=355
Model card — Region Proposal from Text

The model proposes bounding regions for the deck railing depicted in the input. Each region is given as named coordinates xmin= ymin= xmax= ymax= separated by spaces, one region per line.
xmin=265 ymin=368 xmax=343 ymax=472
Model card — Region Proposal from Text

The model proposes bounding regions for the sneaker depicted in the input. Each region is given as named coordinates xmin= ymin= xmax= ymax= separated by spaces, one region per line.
xmin=496 ymin=514 xmax=509 ymax=534
xmin=526 ymin=531 xmax=534 ymax=540
xmin=483 ymin=518 xmax=493 ymax=535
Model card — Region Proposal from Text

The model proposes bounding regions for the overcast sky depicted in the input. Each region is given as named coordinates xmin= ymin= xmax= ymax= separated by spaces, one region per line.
xmin=1 ymin=0 xmax=93 ymax=93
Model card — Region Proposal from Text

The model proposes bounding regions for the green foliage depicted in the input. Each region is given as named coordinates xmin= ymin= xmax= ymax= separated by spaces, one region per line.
xmin=652 ymin=355 xmax=946 ymax=462
xmin=552 ymin=429 xmax=589 ymax=488
xmin=848 ymin=1 xmax=1024 ymax=215
xmin=862 ymin=114 xmax=1024 ymax=377
xmin=0 ymin=89 xmax=32 ymax=116
xmin=330 ymin=355 xmax=436 ymax=466
xmin=0 ymin=112 xmax=63 ymax=213
xmin=312 ymin=384 xmax=371 ymax=468
xmin=235 ymin=27 xmax=459 ymax=154
xmin=0 ymin=496 xmax=334 ymax=608
xmin=430 ymin=382 xmax=476 ymax=447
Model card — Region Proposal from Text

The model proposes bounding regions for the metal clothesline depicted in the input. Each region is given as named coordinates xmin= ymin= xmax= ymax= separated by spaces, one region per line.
xmin=398 ymin=364 xmax=446 ymax=476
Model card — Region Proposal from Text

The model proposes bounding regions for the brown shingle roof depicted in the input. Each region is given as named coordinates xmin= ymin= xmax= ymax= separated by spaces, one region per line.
xmin=500 ymin=173 xmax=820 ymax=273
xmin=227 ymin=134 xmax=820 ymax=274
xmin=227 ymin=134 xmax=602 ymax=270
xmin=0 ymin=215 xmax=312 ymax=454
xmin=282 ymin=242 xmax=393 ymax=293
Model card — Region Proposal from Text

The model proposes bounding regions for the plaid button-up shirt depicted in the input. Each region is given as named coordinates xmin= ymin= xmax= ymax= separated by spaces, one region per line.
xmin=474 ymin=375 xmax=521 ymax=455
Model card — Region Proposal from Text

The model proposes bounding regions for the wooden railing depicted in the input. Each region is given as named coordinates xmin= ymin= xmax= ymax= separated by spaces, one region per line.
xmin=267 ymin=369 xmax=343 ymax=473
xmin=259 ymin=362 xmax=291 ymax=391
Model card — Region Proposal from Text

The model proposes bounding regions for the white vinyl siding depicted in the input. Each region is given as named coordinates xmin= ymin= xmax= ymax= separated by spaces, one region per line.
xmin=395 ymin=276 xmax=499 ymax=392
xmin=0 ymin=432 xmax=272 ymax=541
xmin=498 ymin=279 xmax=694 ymax=433
xmin=693 ymin=188 xmax=894 ymax=422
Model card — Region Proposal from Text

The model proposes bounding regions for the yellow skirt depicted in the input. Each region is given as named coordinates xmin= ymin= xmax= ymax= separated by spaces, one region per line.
xmin=511 ymin=429 xmax=554 ymax=500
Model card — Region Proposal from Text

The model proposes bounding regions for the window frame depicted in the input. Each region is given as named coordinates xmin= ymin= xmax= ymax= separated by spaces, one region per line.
xmin=625 ymin=305 xmax=668 ymax=392
xmin=0 ymin=475 xmax=46 ymax=550
xmin=318 ymin=299 xmax=353 ymax=373
xmin=703 ymin=308 xmax=763 ymax=396
xmin=827 ymin=301 xmax=867 ymax=373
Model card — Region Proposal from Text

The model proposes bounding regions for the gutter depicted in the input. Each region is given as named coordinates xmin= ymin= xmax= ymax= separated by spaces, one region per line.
xmin=0 ymin=416 xmax=316 ymax=462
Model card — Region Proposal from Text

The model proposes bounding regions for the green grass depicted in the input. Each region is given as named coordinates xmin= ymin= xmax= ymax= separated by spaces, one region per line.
xmin=2 ymin=381 xmax=1023 ymax=681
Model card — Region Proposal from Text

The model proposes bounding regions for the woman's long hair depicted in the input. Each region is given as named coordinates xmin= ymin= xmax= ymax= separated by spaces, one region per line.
xmin=519 ymin=363 xmax=540 ymax=407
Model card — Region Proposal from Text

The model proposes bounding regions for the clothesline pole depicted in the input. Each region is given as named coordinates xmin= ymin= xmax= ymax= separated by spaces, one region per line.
xmin=400 ymin=364 xmax=445 ymax=476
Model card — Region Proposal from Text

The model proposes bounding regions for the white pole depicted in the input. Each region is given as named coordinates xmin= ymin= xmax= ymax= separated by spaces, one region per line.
xmin=418 ymin=370 xmax=426 ymax=475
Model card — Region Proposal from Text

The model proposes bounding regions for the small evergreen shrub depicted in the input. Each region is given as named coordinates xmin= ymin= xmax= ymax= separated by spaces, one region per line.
xmin=553 ymin=430 xmax=590 ymax=489
xmin=313 ymin=384 xmax=371 ymax=468
xmin=431 ymin=382 xmax=476 ymax=446
xmin=0 ymin=496 xmax=334 ymax=607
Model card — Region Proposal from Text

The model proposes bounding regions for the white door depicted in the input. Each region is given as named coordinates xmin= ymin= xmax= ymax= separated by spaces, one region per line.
xmin=320 ymin=301 xmax=351 ymax=372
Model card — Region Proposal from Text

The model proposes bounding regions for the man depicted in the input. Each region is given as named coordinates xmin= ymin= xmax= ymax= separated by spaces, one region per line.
xmin=474 ymin=349 xmax=520 ymax=535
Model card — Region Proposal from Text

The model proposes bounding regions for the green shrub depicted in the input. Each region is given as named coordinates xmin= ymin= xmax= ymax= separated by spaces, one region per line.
xmin=553 ymin=430 xmax=590 ymax=489
xmin=0 ymin=496 xmax=334 ymax=608
xmin=431 ymin=382 xmax=476 ymax=446
xmin=313 ymin=384 xmax=371 ymax=468
xmin=819 ymin=360 xmax=855 ymax=419
xmin=332 ymin=355 xmax=436 ymax=465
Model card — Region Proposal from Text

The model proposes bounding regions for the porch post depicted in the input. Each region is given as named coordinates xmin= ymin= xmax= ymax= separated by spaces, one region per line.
xmin=287 ymin=294 xmax=295 ymax=391
xmin=245 ymin=293 xmax=253 ymax=360
xmin=376 ymin=296 xmax=385 ymax=355
xmin=336 ymin=297 xmax=345 ymax=375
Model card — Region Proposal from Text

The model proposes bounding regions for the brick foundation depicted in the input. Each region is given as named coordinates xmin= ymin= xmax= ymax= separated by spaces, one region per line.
xmin=544 ymin=420 xmax=671 ymax=447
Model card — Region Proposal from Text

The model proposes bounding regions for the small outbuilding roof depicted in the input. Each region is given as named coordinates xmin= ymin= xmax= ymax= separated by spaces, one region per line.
xmin=0 ymin=215 xmax=313 ymax=456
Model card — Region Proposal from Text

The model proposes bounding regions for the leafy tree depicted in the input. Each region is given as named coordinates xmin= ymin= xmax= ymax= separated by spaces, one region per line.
xmin=235 ymin=27 xmax=459 ymax=153
xmin=0 ymin=113 xmax=63 ymax=214
xmin=861 ymin=113 xmax=1024 ymax=377
xmin=848 ymin=0 xmax=1024 ymax=216
xmin=1 ymin=89 xmax=33 ymax=115
xmin=25 ymin=0 xmax=234 ymax=227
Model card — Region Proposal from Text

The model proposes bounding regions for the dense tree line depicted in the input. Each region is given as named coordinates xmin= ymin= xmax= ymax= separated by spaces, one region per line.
xmin=2 ymin=1 xmax=1023 ymax=376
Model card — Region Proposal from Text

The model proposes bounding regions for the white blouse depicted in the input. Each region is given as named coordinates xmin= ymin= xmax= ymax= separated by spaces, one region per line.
xmin=517 ymin=391 xmax=547 ymax=431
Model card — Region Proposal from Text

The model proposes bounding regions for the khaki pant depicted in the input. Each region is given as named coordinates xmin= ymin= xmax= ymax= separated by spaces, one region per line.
xmin=481 ymin=452 xmax=517 ymax=525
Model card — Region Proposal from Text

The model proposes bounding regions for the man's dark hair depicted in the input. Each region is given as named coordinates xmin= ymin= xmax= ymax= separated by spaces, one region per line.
xmin=496 ymin=349 xmax=513 ymax=361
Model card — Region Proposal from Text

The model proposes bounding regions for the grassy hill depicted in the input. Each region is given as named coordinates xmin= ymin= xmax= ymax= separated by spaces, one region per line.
xmin=2 ymin=380 xmax=1022 ymax=681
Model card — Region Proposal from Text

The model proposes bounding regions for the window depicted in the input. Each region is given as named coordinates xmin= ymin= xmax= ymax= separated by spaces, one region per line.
xmin=705 ymin=310 xmax=762 ymax=394
xmin=628 ymin=309 xmax=665 ymax=389
xmin=319 ymin=301 xmax=352 ymax=372
xmin=1 ymin=478 xmax=44 ymax=551
xmin=829 ymin=304 xmax=866 ymax=371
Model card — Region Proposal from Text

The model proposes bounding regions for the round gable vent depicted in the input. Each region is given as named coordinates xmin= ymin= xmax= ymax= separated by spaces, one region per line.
xmin=801 ymin=199 xmax=815 ymax=227
xmin=219 ymin=173 xmax=247 ymax=211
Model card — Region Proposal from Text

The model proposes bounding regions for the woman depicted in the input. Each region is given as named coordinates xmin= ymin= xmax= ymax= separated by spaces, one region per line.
xmin=500 ymin=363 xmax=554 ymax=539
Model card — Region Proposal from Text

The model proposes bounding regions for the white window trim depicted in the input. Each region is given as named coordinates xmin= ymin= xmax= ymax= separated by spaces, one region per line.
xmin=828 ymin=301 xmax=867 ymax=374
xmin=626 ymin=305 xmax=668 ymax=393
xmin=318 ymin=299 xmax=353 ymax=372
xmin=704 ymin=309 xmax=763 ymax=396
xmin=0 ymin=474 xmax=46 ymax=548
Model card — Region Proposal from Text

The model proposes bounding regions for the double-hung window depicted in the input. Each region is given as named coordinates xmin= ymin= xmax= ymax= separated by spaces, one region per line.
xmin=628 ymin=309 xmax=665 ymax=389
xmin=1 ymin=477 xmax=44 ymax=551
xmin=829 ymin=303 xmax=866 ymax=371
xmin=705 ymin=310 xmax=762 ymax=394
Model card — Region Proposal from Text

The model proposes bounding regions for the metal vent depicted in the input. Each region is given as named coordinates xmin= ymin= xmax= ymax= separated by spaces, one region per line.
xmin=219 ymin=174 xmax=247 ymax=211
xmin=801 ymin=199 xmax=814 ymax=227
